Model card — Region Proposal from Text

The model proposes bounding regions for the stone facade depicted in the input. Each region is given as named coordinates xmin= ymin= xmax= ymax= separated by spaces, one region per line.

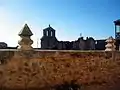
xmin=105 ymin=36 xmax=116 ymax=51
xmin=41 ymin=25 xmax=58 ymax=49
xmin=41 ymin=25 xmax=98 ymax=50
xmin=18 ymin=24 xmax=33 ymax=50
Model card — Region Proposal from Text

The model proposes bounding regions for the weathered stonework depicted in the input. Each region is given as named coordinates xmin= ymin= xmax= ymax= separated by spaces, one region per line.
xmin=18 ymin=24 xmax=33 ymax=50
xmin=105 ymin=36 xmax=116 ymax=51
xmin=0 ymin=50 xmax=120 ymax=90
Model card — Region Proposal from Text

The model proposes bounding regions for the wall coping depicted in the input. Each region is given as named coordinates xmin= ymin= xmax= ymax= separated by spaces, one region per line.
xmin=0 ymin=49 xmax=118 ymax=53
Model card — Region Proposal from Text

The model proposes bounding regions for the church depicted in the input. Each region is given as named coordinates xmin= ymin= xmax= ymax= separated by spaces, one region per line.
xmin=40 ymin=19 xmax=120 ymax=50
xmin=40 ymin=25 xmax=106 ymax=50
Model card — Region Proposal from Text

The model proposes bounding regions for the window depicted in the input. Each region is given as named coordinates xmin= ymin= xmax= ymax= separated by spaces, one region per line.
xmin=46 ymin=31 xmax=48 ymax=36
xmin=51 ymin=31 xmax=53 ymax=36
xmin=116 ymin=25 xmax=120 ymax=33
xmin=95 ymin=41 xmax=97 ymax=44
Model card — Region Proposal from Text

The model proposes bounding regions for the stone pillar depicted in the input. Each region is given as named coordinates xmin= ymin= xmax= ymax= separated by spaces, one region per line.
xmin=105 ymin=36 xmax=116 ymax=51
xmin=18 ymin=24 xmax=33 ymax=50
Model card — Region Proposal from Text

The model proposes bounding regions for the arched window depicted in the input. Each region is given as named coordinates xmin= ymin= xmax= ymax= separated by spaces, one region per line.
xmin=46 ymin=31 xmax=48 ymax=36
xmin=95 ymin=41 xmax=97 ymax=44
xmin=51 ymin=31 xmax=53 ymax=36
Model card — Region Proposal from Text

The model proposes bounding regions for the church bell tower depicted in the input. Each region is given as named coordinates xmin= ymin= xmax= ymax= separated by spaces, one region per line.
xmin=41 ymin=25 xmax=58 ymax=49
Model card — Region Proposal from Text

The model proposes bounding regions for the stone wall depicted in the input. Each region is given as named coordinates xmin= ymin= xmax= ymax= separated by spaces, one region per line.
xmin=0 ymin=50 xmax=120 ymax=90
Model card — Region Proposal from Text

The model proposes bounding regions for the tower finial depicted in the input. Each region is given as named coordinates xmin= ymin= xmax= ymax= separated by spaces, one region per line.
xmin=49 ymin=24 xmax=50 ymax=27
xmin=18 ymin=24 xmax=33 ymax=50
xmin=80 ymin=33 xmax=82 ymax=37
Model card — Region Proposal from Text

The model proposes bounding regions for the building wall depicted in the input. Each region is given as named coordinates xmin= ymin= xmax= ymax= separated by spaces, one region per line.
xmin=41 ymin=36 xmax=58 ymax=49
xmin=41 ymin=26 xmax=106 ymax=50
xmin=0 ymin=50 xmax=120 ymax=90
xmin=41 ymin=36 xmax=96 ymax=50
xmin=95 ymin=40 xmax=106 ymax=50
xmin=78 ymin=39 xmax=86 ymax=50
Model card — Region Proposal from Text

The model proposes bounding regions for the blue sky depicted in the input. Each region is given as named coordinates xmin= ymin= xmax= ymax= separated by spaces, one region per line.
xmin=0 ymin=0 xmax=120 ymax=47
